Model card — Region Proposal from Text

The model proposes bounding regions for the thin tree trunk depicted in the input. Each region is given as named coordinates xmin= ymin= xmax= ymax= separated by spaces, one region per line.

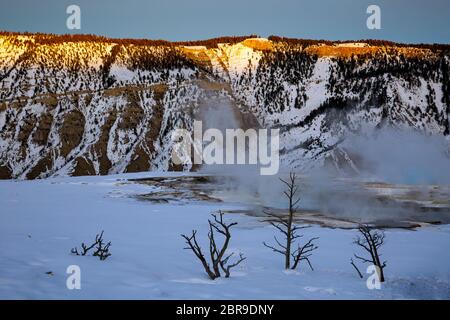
xmin=285 ymin=196 xmax=293 ymax=269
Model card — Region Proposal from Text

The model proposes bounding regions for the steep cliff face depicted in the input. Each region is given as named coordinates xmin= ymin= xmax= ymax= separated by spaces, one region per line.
xmin=0 ymin=34 xmax=200 ymax=178
xmin=0 ymin=34 xmax=449 ymax=179
xmin=186 ymin=39 xmax=450 ymax=172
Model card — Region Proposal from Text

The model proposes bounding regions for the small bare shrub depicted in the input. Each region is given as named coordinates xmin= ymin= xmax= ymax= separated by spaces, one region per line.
xmin=181 ymin=211 xmax=246 ymax=280
xmin=71 ymin=231 xmax=111 ymax=261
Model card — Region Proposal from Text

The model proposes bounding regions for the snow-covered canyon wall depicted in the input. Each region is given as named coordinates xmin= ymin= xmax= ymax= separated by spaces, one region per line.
xmin=0 ymin=34 xmax=449 ymax=179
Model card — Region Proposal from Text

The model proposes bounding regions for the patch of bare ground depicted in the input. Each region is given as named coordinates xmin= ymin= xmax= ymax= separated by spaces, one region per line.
xmin=126 ymin=85 xmax=167 ymax=173
xmin=31 ymin=112 xmax=53 ymax=145
xmin=26 ymin=153 xmax=53 ymax=179
xmin=135 ymin=190 xmax=221 ymax=204
xmin=131 ymin=175 xmax=221 ymax=203
xmin=304 ymin=45 xmax=436 ymax=59
xmin=241 ymin=38 xmax=273 ymax=51
xmin=90 ymin=110 xmax=116 ymax=175
xmin=0 ymin=165 xmax=12 ymax=179
xmin=58 ymin=109 xmax=85 ymax=158
xmin=72 ymin=157 xmax=96 ymax=176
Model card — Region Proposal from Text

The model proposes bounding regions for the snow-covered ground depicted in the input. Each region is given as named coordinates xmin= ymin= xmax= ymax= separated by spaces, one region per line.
xmin=0 ymin=172 xmax=449 ymax=299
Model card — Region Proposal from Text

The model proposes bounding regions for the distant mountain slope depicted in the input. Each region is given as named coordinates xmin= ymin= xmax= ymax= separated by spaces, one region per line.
xmin=0 ymin=33 xmax=449 ymax=179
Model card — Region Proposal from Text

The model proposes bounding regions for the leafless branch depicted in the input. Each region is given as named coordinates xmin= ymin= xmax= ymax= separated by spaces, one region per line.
xmin=291 ymin=237 xmax=319 ymax=270
xmin=350 ymin=258 xmax=363 ymax=279
xmin=71 ymin=231 xmax=112 ymax=261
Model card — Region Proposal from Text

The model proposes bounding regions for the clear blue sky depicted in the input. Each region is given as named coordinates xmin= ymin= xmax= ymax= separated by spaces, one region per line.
xmin=0 ymin=0 xmax=449 ymax=43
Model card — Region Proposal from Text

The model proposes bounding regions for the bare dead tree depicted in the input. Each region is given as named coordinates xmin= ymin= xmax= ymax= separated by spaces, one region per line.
xmin=181 ymin=211 xmax=246 ymax=280
xmin=263 ymin=172 xmax=319 ymax=270
xmin=353 ymin=224 xmax=386 ymax=282
xmin=71 ymin=231 xmax=112 ymax=261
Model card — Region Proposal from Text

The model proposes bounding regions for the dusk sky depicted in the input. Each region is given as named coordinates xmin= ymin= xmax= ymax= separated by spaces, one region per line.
xmin=0 ymin=0 xmax=449 ymax=43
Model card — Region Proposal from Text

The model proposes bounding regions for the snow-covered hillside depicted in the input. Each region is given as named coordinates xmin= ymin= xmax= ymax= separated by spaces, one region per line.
xmin=0 ymin=172 xmax=449 ymax=299
xmin=0 ymin=34 xmax=449 ymax=179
